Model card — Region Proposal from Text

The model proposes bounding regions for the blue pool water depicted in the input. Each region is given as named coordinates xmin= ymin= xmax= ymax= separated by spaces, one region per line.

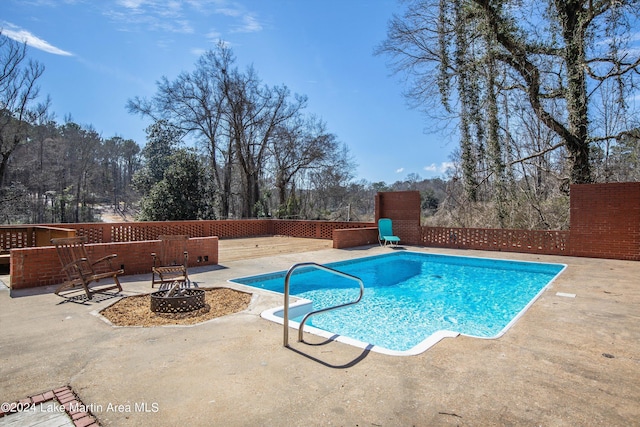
xmin=231 ymin=252 xmax=565 ymax=354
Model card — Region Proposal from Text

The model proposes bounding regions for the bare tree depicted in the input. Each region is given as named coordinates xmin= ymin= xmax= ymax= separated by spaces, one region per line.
xmin=306 ymin=144 xmax=356 ymax=219
xmin=59 ymin=122 xmax=101 ymax=222
xmin=128 ymin=46 xmax=232 ymax=218
xmin=270 ymin=115 xmax=337 ymax=217
xmin=0 ymin=33 xmax=48 ymax=189
xmin=101 ymin=136 xmax=140 ymax=214
xmin=129 ymin=44 xmax=310 ymax=218
xmin=222 ymin=67 xmax=307 ymax=217
xmin=378 ymin=0 xmax=640 ymax=187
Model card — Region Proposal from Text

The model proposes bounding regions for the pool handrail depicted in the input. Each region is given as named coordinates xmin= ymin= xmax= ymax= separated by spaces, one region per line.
xmin=283 ymin=261 xmax=364 ymax=347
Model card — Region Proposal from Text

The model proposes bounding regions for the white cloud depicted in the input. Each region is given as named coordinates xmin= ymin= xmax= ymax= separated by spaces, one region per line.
xmin=206 ymin=30 xmax=222 ymax=40
xmin=106 ymin=1 xmax=262 ymax=37
xmin=441 ymin=161 xmax=455 ymax=171
xmin=117 ymin=0 xmax=146 ymax=8
xmin=216 ymin=7 xmax=241 ymax=17
xmin=234 ymin=15 xmax=262 ymax=33
xmin=107 ymin=0 xmax=194 ymax=34
xmin=1 ymin=24 xmax=73 ymax=56
xmin=215 ymin=5 xmax=263 ymax=33
xmin=424 ymin=162 xmax=455 ymax=174
xmin=395 ymin=168 xmax=404 ymax=174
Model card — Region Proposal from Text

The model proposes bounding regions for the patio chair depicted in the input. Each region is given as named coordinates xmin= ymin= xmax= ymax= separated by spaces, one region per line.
xmin=52 ymin=236 xmax=123 ymax=300
xmin=151 ymin=235 xmax=190 ymax=289
xmin=378 ymin=218 xmax=401 ymax=247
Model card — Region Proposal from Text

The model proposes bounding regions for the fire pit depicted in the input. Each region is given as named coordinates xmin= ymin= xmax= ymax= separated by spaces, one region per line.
xmin=150 ymin=287 xmax=205 ymax=314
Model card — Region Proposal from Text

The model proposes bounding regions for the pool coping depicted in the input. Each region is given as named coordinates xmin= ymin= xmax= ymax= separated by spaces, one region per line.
xmin=231 ymin=251 xmax=568 ymax=356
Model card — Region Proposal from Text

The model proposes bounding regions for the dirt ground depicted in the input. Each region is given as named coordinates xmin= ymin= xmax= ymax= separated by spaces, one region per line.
xmin=95 ymin=204 xmax=136 ymax=223
xmin=100 ymin=287 xmax=252 ymax=327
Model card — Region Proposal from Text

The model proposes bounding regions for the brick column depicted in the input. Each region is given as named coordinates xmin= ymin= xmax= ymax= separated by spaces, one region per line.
xmin=569 ymin=182 xmax=640 ymax=260
xmin=375 ymin=191 xmax=421 ymax=245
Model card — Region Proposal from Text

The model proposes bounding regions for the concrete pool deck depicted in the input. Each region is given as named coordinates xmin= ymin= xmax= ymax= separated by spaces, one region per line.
xmin=1 ymin=238 xmax=639 ymax=426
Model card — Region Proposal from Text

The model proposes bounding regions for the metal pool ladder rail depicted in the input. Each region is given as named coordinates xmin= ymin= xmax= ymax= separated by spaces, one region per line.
xmin=283 ymin=262 xmax=365 ymax=347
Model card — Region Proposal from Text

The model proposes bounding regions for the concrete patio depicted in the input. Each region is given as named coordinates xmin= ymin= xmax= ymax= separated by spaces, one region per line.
xmin=1 ymin=237 xmax=639 ymax=426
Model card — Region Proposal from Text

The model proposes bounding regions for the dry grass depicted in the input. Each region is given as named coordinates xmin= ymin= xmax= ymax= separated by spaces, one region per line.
xmin=100 ymin=288 xmax=252 ymax=327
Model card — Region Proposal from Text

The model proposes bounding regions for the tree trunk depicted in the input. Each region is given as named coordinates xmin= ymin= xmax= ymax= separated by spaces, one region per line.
xmin=556 ymin=0 xmax=591 ymax=184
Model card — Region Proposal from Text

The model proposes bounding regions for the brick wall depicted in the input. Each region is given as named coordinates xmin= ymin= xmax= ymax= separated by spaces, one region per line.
xmin=415 ymin=183 xmax=639 ymax=260
xmin=40 ymin=220 xmax=271 ymax=243
xmin=569 ymin=182 xmax=640 ymax=260
xmin=10 ymin=183 xmax=639 ymax=290
xmin=421 ymin=227 xmax=570 ymax=255
xmin=0 ymin=226 xmax=76 ymax=252
xmin=37 ymin=219 xmax=372 ymax=243
xmin=8 ymin=219 xmax=375 ymax=290
xmin=10 ymin=237 xmax=219 ymax=290
xmin=332 ymin=227 xmax=379 ymax=249
xmin=375 ymin=191 xmax=422 ymax=244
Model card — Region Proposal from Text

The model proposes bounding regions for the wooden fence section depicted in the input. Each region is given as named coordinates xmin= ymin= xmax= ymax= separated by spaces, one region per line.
xmin=420 ymin=227 xmax=570 ymax=255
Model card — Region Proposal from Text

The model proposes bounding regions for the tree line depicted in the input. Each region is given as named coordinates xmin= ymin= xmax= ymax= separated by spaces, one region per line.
xmin=2 ymin=118 xmax=140 ymax=223
xmin=0 ymin=34 xmax=139 ymax=223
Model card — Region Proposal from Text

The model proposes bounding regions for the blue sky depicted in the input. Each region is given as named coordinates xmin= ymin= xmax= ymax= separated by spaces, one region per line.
xmin=2 ymin=0 xmax=455 ymax=184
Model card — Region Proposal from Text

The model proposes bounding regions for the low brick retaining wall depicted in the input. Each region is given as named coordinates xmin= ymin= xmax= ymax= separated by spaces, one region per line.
xmin=332 ymin=227 xmax=379 ymax=249
xmin=10 ymin=236 xmax=218 ymax=290
xmin=6 ymin=219 xmax=376 ymax=291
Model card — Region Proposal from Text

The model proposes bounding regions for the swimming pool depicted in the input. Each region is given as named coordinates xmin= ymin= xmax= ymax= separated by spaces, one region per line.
xmin=230 ymin=252 xmax=566 ymax=356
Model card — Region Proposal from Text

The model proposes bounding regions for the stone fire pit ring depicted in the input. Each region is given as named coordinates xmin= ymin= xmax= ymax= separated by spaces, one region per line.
xmin=150 ymin=288 xmax=206 ymax=314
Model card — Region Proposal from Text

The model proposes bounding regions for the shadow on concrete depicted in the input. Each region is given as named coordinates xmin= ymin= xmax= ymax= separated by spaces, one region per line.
xmin=339 ymin=244 xmax=379 ymax=252
xmin=7 ymin=285 xmax=63 ymax=299
xmin=190 ymin=264 xmax=228 ymax=273
xmin=55 ymin=291 xmax=124 ymax=305
xmin=285 ymin=335 xmax=372 ymax=369
xmin=340 ymin=244 xmax=408 ymax=252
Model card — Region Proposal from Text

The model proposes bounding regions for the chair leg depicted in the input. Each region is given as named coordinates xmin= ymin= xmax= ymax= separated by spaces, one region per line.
xmin=87 ymin=276 xmax=122 ymax=299
xmin=82 ymin=282 xmax=93 ymax=300
xmin=113 ymin=275 xmax=123 ymax=292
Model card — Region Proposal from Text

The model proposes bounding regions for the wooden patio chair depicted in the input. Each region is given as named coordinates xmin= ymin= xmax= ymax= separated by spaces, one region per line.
xmin=151 ymin=235 xmax=190 ymax=289
xmin=52 ymin=236 xmax=123 ymax=300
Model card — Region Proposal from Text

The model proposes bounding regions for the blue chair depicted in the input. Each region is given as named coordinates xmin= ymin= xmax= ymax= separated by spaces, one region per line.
xmin=378 ymin=218 xmax=401 ymax=247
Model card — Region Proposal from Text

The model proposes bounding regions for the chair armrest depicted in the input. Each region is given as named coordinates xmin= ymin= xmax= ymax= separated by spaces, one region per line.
xmin=91 ymin=254 xmax=118 ymax=267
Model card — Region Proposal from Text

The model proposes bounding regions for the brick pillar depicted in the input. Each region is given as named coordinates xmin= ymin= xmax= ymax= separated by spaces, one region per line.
xmin=569 ymin=182 xmax=640 ymax=260
xmin=375 ymin=191 xmax=421 ymax=245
